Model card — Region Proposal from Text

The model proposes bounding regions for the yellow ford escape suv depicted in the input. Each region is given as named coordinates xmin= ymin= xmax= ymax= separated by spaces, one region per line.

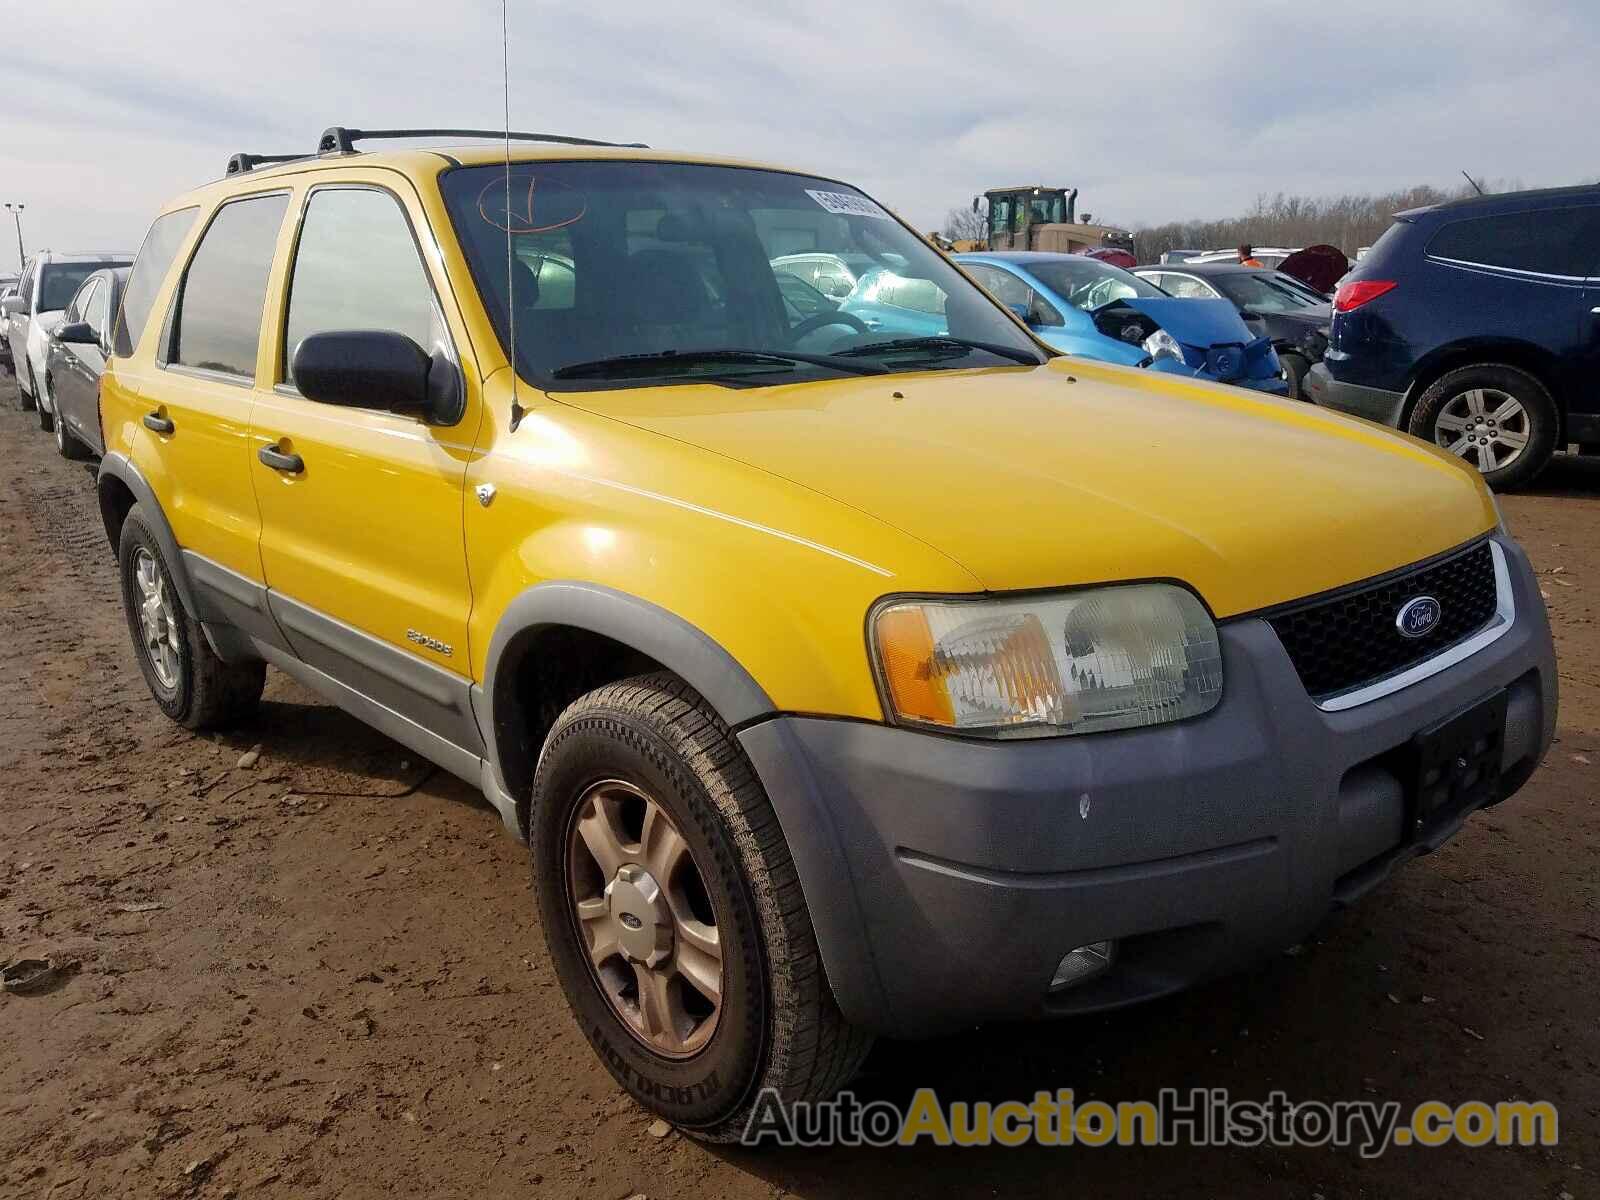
xmin=97 ymin=127 xmax=1556 ymax=1139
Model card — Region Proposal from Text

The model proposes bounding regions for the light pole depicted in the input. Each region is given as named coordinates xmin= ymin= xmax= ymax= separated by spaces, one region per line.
xmin=3 ymin=203 xmax=24 ymax=271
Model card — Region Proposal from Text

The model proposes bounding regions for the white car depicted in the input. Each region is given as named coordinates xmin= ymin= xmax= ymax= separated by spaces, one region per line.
xmin=3 ymin=251 xmax=132 ymax=419
xmin=1181 ymin=247 xmax=1301 ymax=269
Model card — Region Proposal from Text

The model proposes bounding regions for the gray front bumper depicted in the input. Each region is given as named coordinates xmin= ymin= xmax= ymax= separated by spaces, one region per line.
xmin=1305 ymin=361 xmax=1407 ymax=427
xmin=738 ymin=535 xmax=1556 ymax=1037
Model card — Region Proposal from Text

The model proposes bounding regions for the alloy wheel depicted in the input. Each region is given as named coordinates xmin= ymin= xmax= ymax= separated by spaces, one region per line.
xmin=565 ymin=779 xmax=723 ymax=1059
xmin=1434 ymin=387 xmax=1529 ymax=474
xmin=133 ymin=548 xmax=182 ymax=690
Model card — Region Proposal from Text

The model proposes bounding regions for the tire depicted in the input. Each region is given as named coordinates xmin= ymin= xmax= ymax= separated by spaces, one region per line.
xmin=37 ymin=373 xmax=55 ymax=433
xmin=1278 ymin=351 xmax=1310 ymax=401
xmin=18 ymin=361 xmax=37 ymax=411
xmin=117 ymin=503 xmax=266 ymax=730
xmin=1407 ymin=363 xmax=1558 ymax=491
xmin=54 ymin=394 xmax=90 ymax=461
xmin=529 ymin=672 xmax=872 ymax=1141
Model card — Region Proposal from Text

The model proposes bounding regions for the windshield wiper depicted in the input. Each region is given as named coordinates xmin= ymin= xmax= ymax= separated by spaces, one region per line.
xmin=835 ymin=336 xmax=1044 ymax=366
xmin=551 ymin=348 xmax=888 ymax=380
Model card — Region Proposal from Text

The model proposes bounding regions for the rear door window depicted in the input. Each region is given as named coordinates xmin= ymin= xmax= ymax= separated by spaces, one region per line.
xmin=283 ymin=187 xmax=447 ymax=390
xmin=169 ymin=194 xmax=289 ymax=379
xmin=116 ymin=207 xmax=199 ymax=357
xmin=1426 ymin=206 xmax=1600 ymax=278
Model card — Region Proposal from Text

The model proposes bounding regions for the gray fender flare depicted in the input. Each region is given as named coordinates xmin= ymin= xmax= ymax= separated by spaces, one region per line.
xmin=476 ymin=581 xmax=882 ymax=1020
xmin=97 ymin=452 xmax=202 ymax=619
xmin=477 ymin=581 xmax=776 ymax=816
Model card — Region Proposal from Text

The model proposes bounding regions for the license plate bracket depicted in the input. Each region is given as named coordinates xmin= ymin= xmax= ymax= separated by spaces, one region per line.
xmin=1405 ymin=689 xmax=1508 ymax=841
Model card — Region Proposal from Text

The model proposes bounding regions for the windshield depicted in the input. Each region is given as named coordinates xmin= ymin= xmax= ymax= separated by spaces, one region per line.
xmin=39 ymin=261 xmax=125 ymax=313
xmin=440 ymin=161 xmax=1043 ymax=386
xmin=1024 ymin=258 xmax=1165 ymax=311
xmin=1213 ymin=272 xmax=1326 ymax=313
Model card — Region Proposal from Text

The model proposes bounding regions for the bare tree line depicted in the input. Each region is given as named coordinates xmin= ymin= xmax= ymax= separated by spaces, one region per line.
xmin=1126 ymin=182 xmax=1519 ymax=262
xmin=944 ymin=179 xmax=1548 ymax=261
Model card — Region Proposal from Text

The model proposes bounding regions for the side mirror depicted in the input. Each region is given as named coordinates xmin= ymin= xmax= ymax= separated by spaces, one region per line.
xmin=292 ymin=330 xmax=461 ymax=424
xmin=0 ymin=295 xmax=23 ymax=318
xmin=56 ymin=320 xmax=97 ymax=345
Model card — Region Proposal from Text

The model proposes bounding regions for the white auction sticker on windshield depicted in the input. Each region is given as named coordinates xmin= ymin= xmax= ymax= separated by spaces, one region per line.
xmin=806 ymin=189 xmax=891 ymax=220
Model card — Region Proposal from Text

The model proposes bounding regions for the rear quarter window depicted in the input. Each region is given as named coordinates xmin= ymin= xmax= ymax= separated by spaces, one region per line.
xmin=1425 ymin=205 xmax=1600 ymax=277
xmin=116 ymin=207 xmax=200 ymax=357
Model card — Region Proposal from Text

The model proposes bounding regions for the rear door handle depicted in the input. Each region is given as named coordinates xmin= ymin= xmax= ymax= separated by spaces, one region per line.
xmin=143 ymin=411 xmax=174 ymax=434
xmin=257 ymin=443 xmax=304 ymax=474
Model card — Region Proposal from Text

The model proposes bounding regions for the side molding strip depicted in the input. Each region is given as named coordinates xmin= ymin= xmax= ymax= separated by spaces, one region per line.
xmin=267 ymin=592 xmax=486 ymax=758
xmin=250 ymin=637 xmax=483 ymax=787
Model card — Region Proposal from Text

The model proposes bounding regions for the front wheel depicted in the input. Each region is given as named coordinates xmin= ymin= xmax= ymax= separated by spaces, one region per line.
xmin=529 ymin=673 xmax=871 ymax=1141
xmin=18 ymin=361 xmax=37 ymax=412
xmin=1407 ymin=363 xmax=1557 ymax=490
xmin=38 ymin=374 xmax=56 ymax=432
xmin=54 ymin=395 xmax=90 ymax=460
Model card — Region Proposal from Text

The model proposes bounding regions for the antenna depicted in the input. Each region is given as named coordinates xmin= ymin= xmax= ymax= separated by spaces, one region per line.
xmin=502 ymin=0 xmax=525 ymax=432
xmin=1461 ymin=170 xmax=1485 ymax=196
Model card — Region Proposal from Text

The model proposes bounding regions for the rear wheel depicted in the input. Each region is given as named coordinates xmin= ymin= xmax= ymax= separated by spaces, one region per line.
xmin=529 ymin=673 xmax=871 ymax=1141
xmin=1278 ymin=351 xmax=1310 ymax=400
xmin=1408 ymin=363 xmax=1557 ymax=490
xmin=117 ymin=504 xmax=266 ymax=730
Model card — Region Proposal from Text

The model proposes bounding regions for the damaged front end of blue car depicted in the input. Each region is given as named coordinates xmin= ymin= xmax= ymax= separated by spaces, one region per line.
xmin=1106 ymin=296 xmax=1288 ymax=394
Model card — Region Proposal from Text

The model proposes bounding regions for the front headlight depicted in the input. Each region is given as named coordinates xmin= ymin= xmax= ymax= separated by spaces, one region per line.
xmin=1141 ymin=328 xmax=1183 ymax=362
xmin=871 ymin=584 xmax=1224 ymax=738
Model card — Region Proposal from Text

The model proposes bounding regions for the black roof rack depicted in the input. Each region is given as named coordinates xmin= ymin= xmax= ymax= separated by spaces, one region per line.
xmin=317 ymin=126 xmax=648 ymax=155
xmin=226 ymin=152 xmax=310 ymax=176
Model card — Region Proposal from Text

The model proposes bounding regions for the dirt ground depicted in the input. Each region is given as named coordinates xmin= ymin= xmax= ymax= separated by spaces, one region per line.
xmin=0 ymin=368 xmax=1594 ymax=1200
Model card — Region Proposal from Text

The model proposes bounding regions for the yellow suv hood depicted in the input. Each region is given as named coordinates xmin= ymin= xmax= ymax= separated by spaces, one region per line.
xmin=560 ymin=360 xmax=1496 ymax=617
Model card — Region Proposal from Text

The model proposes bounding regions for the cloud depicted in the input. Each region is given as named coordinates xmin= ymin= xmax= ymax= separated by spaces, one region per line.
xmin=2 ymin=0 xmax=1596 ymax=264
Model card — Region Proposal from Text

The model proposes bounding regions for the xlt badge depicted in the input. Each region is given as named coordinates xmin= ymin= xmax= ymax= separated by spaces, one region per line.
xmin=407 ymin=629 xmax=454 ymax=656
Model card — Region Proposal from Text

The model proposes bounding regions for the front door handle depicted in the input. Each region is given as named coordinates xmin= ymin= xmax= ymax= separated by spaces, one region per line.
xmin=143 ymin=411 xmax=174 ymax=434
xmin=257 ymin=443 xmax=304 ymax=474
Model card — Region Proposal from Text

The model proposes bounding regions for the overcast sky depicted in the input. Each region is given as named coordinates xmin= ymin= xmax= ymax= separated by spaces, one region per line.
xmin=3 ymin=0 xmax=1597 ymax=270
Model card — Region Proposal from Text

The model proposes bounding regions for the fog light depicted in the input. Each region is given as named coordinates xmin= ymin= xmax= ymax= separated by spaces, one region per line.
xmin=1050 ymin=941 xmax=1115 ymax=991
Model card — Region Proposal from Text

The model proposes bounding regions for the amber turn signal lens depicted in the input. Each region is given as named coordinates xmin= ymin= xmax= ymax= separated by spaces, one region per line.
xmin=874 ymin=605 xmax=954 ymax=726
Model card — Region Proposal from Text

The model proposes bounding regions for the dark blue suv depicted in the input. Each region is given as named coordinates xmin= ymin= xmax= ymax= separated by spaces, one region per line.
xmin=1306 ymin=185 xmax=1600 ymax=489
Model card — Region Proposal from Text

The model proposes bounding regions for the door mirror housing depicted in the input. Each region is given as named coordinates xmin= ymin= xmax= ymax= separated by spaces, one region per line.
xmin=0 ymin=295 xmax=25 ymax=318
xmin=291 ymin=330 xmax=461 ymax=424
xmin=55 ymin=320 xmax=98 ymax=345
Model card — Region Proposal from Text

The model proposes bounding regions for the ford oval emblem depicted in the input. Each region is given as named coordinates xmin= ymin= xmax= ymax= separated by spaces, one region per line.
xmin=1396 ymin=595 xmax=1442 ymax=639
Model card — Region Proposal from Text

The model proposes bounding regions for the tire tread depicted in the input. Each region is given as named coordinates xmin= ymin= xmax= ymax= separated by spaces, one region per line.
xmin=536 ymin=672 xmax=872 ymax=1141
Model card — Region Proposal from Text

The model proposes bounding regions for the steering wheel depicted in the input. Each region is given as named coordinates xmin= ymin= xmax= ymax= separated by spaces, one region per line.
xmin=788 ymin=311 xmax=870 ymax=343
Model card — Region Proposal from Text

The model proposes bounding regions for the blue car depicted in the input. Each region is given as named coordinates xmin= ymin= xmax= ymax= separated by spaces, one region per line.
xmin=955 ymin=251 xmax=1287 ymax=394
